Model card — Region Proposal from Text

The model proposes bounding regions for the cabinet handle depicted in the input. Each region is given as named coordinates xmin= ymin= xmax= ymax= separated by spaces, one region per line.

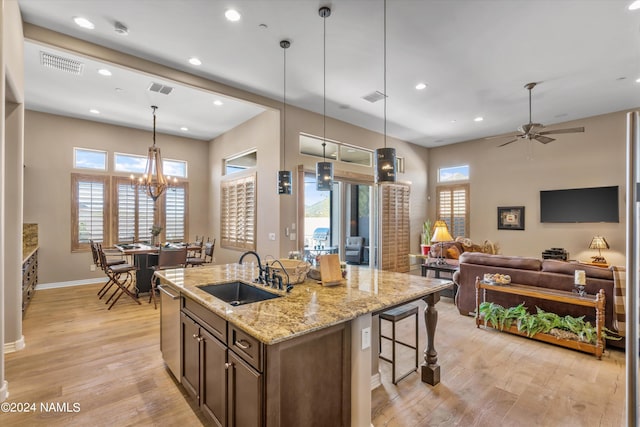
xmin=235 ymin=339 xmax=251 ymax=350
xmin=192 ymin=333 xmax=199 ymax=340
xmin=225 ymin=362 xmax=233 ymax=369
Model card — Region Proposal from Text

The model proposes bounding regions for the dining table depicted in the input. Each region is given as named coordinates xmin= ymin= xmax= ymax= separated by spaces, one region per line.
xmin=114 ymin=242 xmax=200 ymax=295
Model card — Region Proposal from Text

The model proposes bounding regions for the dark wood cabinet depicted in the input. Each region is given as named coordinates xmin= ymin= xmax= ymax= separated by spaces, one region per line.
xmin=180 ymin=296 xmax=350 ymax=426
xmin=181 ymin=297 xmax=262 ymax=427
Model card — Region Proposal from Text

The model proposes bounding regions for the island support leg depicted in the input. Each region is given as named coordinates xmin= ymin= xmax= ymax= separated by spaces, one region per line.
xmin=421 ymin=292 xmax=441 ymax=385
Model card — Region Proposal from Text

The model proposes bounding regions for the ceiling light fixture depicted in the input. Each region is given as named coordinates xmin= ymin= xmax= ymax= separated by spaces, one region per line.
xmin=415 ymin=82 xmax=427 ymax=90
xmin=636 ymin=77 xmax=640 ymax=83
xmin=278 ymin=39 xmax=293 ymax=195
xmin=89 ymin=109 xmax=100 ymax=114
xmin=213 ymin=100 xmax=224 ymax=106
xmin=188 ymin=57 xmax=202 ymax=66
xmin=629 ymin=1 xmax=640 ymax=10
xmin=474 ymin=117 xmax=484 ymax=122
xmin=73 ymin=16 xmax=95 ymax=29
xmin=316 ymin=6 xmax=333 ymax=192
xmin=130 ymin=106 xmax=175 ymax=202
xmin=375 ymin=0 xmax=396 ymax=183
xmin=97 ymin=68 xmax=112 ymax=76
xmin=225 ymin=9 xmax=241 ymax=22
xmin=180 ymin=126 xmax=189 ymax=132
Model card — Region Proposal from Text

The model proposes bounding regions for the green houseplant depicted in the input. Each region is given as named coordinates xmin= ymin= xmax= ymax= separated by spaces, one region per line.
xmin=420 ymin=219 xmax=432 ymax=255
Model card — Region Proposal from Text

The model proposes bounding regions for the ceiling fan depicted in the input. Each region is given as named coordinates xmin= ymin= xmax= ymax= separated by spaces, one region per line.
xmin=492 ymin=82 xmax=584 ymax=147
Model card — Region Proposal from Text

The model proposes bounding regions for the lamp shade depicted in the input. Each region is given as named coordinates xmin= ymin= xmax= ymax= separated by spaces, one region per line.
xmin=375 ymin=147 xmax=396 ymax=183
xmin=278 ymin=170 xmax=292 ymax=195
xmin=431 ymin=220 xmax=453 ymax=243
xmin=589 ymin=235 xmax=609 ymax=250
xmin=316 ymin=161 xmax=333 ymax=191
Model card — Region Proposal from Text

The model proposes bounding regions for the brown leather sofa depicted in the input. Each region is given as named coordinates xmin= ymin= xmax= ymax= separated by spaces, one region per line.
xmin=453 ymin=252 xmax=621 ymax=348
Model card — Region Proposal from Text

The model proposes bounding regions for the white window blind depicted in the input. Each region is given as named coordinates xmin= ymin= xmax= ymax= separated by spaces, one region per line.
xmin=117 ymin=182 xmax=136 ymax=242
xmin=436 ymin=184 xmax=469 ymax=238
xmin=221 ymin=173 xmax=256 ymax=250
xmin=165 ymin=185 xmax=187 ymax=241
xmin=71 ymin=174 xmax=108 ymax=251
xmin=138 ymin=190 xmax=155 ymax=242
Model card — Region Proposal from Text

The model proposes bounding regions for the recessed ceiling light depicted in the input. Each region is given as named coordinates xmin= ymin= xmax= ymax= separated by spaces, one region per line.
xmin=629 ymin=1 xmax=640 ymax=10
xmin=415 ymin=83 xmax=427 ymax=90
xmin=97 ymin=68 xmax=112 ymax=76
xmin=213 ymin=100 xmax=224 ymax=106
xmin=636 ymin=77 xmax=640 ymax=83
xmin=73 ymin=16 xmax=95 ymax=29
xmin=450 ymin=120 xmax=457 ymax=123
xmin=474 ymin=117 xmax=484 ymax=122
xmin=225 ymin=9 xmax=241 ymax=22
xmin=188 ymin=57 xmax=202 ymax=66
xmin=115 ymin=87 xmax=124 ymax=92
xmin=180 ymin=126 xmax=189 ymax=132
xmin=89 ymin=109 xmax=100 ymax=114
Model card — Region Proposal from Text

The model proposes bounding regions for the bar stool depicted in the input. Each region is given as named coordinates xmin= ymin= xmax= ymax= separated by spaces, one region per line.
xmin=379 ymin=303 xmax=419 ymax=384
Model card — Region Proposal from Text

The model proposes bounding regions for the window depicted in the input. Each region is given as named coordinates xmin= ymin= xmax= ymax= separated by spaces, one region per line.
xmin=300 ymin=134 xmax=374 ymax=167
xmin=74 ymin=148 xmax=107 ymax=170
xmin=438 ymin=165 xmax=469 ymax=182
xmin=220 ymin=173 xmax=256 ymax=250
xmin=225 ymin=150 xmax=257 ymax=175
xmin=113 ymin=177 xmax=155 ymax=243
xmin=71 ymin=174 xmax=109 ymax=251
xmin=164 ymin=184 xmax=188 ymax=241
xmin=115 ymin=153 xmax=188 ymax=178
xmin=436 ymin=184 xmax=469 ymax=238
xmin=164 ymin=159 xmax=188 ymax=178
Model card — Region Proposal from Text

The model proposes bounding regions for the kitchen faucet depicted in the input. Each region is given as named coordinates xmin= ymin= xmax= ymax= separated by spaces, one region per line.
xmin=238 ymin=251 xmax=266 ymax=284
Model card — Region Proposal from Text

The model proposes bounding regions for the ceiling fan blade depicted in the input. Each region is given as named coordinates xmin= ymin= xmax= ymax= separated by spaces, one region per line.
xmin=534 ymin=135 xmax=555 ymax=144
xmin=485 ymin=133 xmax=522 ymax=140
xmin=538 ymin=127 xmax=585 ymax=136
xmin=497 ymin=139 xmax=519 ymax=147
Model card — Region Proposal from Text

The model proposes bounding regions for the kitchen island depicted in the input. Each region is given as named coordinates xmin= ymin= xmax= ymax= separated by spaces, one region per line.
xmin=155 ymin=264 xmax=452 ymax=426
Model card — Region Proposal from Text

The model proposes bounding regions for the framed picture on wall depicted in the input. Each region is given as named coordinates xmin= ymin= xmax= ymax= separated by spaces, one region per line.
xmin=498 ymin=206 xmax=525 ymax=230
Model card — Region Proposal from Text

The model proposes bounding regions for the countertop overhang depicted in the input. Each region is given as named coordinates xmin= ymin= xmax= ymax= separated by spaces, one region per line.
xmin=155 ymin=264 xmax=453 ymax=345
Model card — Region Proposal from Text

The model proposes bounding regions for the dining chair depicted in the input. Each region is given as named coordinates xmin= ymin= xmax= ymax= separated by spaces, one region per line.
xmin=185 ymin=238 xmax=204 ymax=267
xmin=97 ymin=243 xmax=140 ymax=310
xmin=91 ymin=240 xmax=126 ymax=299
xmin=149 ymin=246 xmax=187 ymax=309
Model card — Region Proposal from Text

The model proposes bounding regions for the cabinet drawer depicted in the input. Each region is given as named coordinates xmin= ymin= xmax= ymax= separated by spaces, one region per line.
xmin=182 ymin=297 xmax=227 ymax=343
xmin=229 ymin=325 xmax=263 ymax=371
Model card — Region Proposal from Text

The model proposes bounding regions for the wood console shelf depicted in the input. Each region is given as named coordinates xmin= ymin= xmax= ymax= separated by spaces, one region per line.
xmin=475 ymin=278 xmax=606 ymax=359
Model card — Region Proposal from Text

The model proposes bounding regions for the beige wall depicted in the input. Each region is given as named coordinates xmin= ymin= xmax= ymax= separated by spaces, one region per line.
xmin=23 ymin=110 xmax=210 ymax=284
xmin=209 ymin=110 xmax=280 ymax=265
xmin=428 ymin=109 xmax=631 ymax=267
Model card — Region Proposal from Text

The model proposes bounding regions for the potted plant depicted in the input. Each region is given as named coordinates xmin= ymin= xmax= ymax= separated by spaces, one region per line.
xmin=420 ymin=219 xmax=432 ymax=256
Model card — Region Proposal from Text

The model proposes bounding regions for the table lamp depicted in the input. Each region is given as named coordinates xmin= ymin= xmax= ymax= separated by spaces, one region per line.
xmin=431 ymin=220 xmax=453 ymax=265
xmin=588 ymin=235 xmax=609 ymax=264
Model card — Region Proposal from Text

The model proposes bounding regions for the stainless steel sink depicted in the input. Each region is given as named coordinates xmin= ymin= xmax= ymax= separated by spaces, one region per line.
xmin=198 ymin=281 xmax=282 ymax=306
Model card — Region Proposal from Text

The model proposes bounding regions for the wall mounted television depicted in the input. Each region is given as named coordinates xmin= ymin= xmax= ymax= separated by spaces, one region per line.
xmin=540 ymin=186 xmax=619 ymax=223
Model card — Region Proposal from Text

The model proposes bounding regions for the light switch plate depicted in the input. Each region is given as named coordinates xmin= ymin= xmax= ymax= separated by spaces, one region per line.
xmin=268 ymin=232 xmax=276 ymax=241
xmin=361 ymin=327 xmax=371 ymax=350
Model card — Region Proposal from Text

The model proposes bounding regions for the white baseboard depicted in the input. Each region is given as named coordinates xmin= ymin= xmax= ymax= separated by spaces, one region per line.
xmin=370 ymin=372 xmax=381 ymax=390
xmin=0 ymin=380 xmax=8 ymax=402
xmin=4 ymin=335 xmax=25 ymax=353
xmin=36 ymin=278 xmax=102 ymax=290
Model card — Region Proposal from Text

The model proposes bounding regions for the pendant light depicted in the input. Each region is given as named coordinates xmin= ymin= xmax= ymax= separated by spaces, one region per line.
xmin=130 ymin=105 xmax=170 ymax=202
xmin=316 ymin=6 xmax=333 ymax=192
xmin=375 ymin=0 xmax=396 ymax=183
xmin=278 ymin=39 xmax=293 ymax=195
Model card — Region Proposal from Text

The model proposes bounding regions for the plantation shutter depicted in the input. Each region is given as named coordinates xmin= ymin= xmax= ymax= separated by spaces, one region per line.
xmin=436 ymin=184 xmax=469 ymax=238
xmin=71 ymin=174 xmax=109 ymax=251
xmin=165 ymin=184 xmax=187 ymax=241
xmin=221 ymin=173 xmax=256 ymax=250
xmin=117 ymin=181 xmax=136 ymax=242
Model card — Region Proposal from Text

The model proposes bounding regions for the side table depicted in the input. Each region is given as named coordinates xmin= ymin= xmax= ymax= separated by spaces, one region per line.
xmin=422 ymin=262 xmax=459 ymax=298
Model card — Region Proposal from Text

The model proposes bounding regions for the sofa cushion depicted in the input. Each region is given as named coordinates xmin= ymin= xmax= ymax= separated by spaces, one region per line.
xmin=459 ymin=252 xmax=541 ymax=271
xmin=430 ymin=241 xmax=464 ymax=258
xmin=541 ymin=259 xmax=613 ymax=280
xmin=446 ymin=246 xmax=461 ymax=259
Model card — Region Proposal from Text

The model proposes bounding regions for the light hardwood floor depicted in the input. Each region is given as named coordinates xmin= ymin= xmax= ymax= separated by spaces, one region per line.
xmin=4 ymin=283 xmax=625 ymax=426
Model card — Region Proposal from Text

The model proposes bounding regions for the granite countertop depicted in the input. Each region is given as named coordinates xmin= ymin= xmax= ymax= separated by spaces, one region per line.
xmin=155 ymin=264 xmax=453 ymax=345
xmin=23 ymin=245 xmax=38 ymax=263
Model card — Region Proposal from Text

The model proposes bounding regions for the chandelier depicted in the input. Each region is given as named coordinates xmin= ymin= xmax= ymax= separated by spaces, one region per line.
xmin=130 ymin=105 xmax=175 ymax=201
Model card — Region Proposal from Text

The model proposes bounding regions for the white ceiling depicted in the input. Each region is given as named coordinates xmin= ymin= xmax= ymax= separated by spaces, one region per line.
xmin=17 ymin=0 xmax=640 ymax=147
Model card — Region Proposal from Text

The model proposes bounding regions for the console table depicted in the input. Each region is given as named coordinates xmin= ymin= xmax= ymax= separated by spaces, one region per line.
xmin=475 ymin=278 xmax=606 ymax=359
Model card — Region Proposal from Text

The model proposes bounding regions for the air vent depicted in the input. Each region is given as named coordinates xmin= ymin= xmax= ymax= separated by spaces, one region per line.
xmin=362 ymin=91 xmax=386 ymax=103
xmin=40 ymin=51 xmax=84 ymax=75
xmin=148 ymin=82 xmax=174 ymax=95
